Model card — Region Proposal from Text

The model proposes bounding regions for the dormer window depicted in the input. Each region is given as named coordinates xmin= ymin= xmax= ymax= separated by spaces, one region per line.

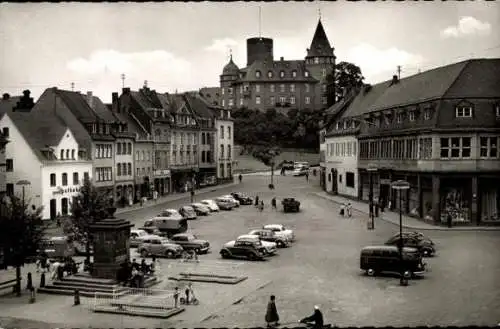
xmin=304 ymin=71 xmax=309 ymax=78
xmin=314 ymin=57 xmax=319 ymax=64
xmin=424 ymin=109 xmax=432 ymax=120
xmin=267 ymin=71 xmax=273 ymax=78
xmin=495 ymin=104 xmax=500 ymax=117
xmin=409 ymin=111 xmax=416 ymax=122
xmin=396 ymin=113 xmax=404 ymax=123
xmin=455 ymin=105 xmax=473 ymax=118
xmin=256 ymin=70 xmax=261 ymax=78
xmin=292 ymin=70 xmax=297 ymax=78
xmin=336 ymin=122 xmax=340 ymax=130
xmin=351 ymin=121 xmax=356 ymax=129
xmin=343 ymin=121 xmax=348 ymax=129
xmin=280 ymin=71 xmax=285 ymax=78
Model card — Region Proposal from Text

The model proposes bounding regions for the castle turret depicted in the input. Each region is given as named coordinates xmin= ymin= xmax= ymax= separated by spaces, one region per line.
xmin=219 ymin=55 xmax=240 ymax=109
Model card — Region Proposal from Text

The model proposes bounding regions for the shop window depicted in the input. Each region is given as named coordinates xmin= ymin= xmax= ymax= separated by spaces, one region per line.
xmin=346 ymin=172 xmax=355 ymax=188
xmin=440 ymin=137 xmax=471 ymax=158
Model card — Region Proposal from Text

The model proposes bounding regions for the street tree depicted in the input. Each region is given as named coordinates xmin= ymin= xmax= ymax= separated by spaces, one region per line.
xmin=0 ymin=196 xmax=48 ymax=296
xmin=62 ymin=178 xmax=111 ymax=264
xmin=326 ymin=61 xmax=364 ymax=105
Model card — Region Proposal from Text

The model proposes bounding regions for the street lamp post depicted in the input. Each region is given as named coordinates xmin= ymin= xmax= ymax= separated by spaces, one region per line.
xmin=15 ymin=179 xmax=31 ymax=297
xmin=391 ymin=180 xmax=410 ymax=286
xmin=367 ymin=167 xmax=378 ymax=230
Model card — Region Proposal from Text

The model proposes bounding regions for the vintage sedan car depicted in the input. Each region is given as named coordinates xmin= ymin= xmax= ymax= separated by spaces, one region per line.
xmin=263 ymin=224 xmax=295 ymax=242
xmin=179 ymin=206 xmax=198 ymax=220
xmin=200 ymin=199 xmax=220 ymax=212
xmin=220 ymin=195 xmax=240 ymax=207
xmin=384 ymin=235 xmax=435 ymax=257
xmin=137 ymin=236 xmax=184 ymax=258
xmin=237 ymin=234 xmax=277 ymax=255
xmin=155 ymin=209 xmax=184 ymax=220
xmin=230 ymin=192 xmax=253 ymax=205
xmin=130 ymin=229 xmax=149 ymax=248
xmin=248 ymin=229 xmax=290 ymax=248
xmin=389 ymin=231 xmax=435 ymax=246
xmin=191 ymin=203 xmax=211 ymax=216
xmin=281 ymin=160 xmax=295 ymax=170
xmin=215 ymin=197 xmax=237 ymax=210
xmin=292 ymin=166 xmax=309 ymax=176
xmin=170 ymin=233 xmax=210 ymax=254
xmin=138 ymin=226 xmax=167 ymax=237
xmin=282 ymin=198 xmax=300 ymax=213
xmin=360 ymin=245 xmax=427 ymax=278
xmin=220 ymin=236 xmax=268 ymax=261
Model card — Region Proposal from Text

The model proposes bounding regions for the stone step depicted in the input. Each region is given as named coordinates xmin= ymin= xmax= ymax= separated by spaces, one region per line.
xmin=93 ymin=304 xmax=185 ymax=318
xmin=62 ymin=274 xmax=117 ymax=285
xmin=39 ymin=284 xmax=127 ymax=294
xmin=53 ymin=280 xmax=123 ymax=290
xmin=37 ymin=287 xmax=128 ymax=298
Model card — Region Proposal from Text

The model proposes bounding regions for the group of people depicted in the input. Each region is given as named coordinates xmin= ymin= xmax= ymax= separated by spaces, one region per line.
xmin=172 ymin=283 xmax=195 ymax=307
xmin=116 ymin=257 xmax=157 ymax=287
xmin=254 ymin=196 xmax=278 ymax=212
xmin=339 ymin=203 xmax=353 ymax=217
xmin=265 ymin=295 xmax=325 ymax=328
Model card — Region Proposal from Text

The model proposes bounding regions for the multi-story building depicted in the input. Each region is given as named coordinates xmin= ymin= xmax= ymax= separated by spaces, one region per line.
xmin=118 ymin=86 xmax=173 ymax=195
xmin=184 ymin=93 xmax=217 ymax=185
xmin=213 ymin=106 xmax=234 ymax=181
xmin=30 ymin=88 xmax=118 ymax=201
xmin=323 ymin=58 xmax=500 ymax=226
xmin=219 ymin=19 xmax=335 ymax=113
xmin=0 ymin=111 xmax=92 ymax=220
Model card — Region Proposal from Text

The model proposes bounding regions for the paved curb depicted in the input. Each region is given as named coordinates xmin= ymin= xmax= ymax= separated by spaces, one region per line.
xmin=114 ymin=181 xmax=238 ymax=215
xmin=313 ymin=192 xmax=500 ymax=232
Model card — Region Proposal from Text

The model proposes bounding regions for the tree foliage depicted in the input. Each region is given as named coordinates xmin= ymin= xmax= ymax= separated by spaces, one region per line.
xmin=327 ymin=61 xmax=365 ymax=103
xmin=63 ymin=178 xmax=111 ymax=262
xmin=0 ymin=195 xmax=48 ymax=267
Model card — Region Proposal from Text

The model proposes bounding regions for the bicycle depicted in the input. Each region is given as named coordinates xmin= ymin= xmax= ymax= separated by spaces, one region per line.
xmin=181 ymin=250 xmax=199 ymax=262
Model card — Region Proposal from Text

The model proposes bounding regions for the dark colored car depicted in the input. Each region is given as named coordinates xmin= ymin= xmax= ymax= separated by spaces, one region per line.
xmin=170 ymin=233 xmax=210 ymax=254
xmin=282 ymin=198 xmax=300 ymax=213
xmin=360 ymin=245 xmax=427 ymax=278
xmin=230 ymin=192 xmax=253 ymax=205
xmin=384 ymin=235 xmax=435 ymax=257
xmin=179 ymin=206 xmax=198 ymax=220
xmin=220 ymin=236 xmax=268 ymax=261
xmin=390 ymin=231 xmax=435 ymax=246
xmin=247 ymin=229 xmax=290 ymax=248
xmin=281 ymin=160 xmax=295 ymax=170
xmin=191 ymin=203 xmax=211 ymax=216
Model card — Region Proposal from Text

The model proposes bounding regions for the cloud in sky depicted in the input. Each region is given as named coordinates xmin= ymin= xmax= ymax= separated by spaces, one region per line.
xmin=440 ymin=16 xmax=491 ymax=38
xmin=344 ymin=43 xmax=424 ymax=82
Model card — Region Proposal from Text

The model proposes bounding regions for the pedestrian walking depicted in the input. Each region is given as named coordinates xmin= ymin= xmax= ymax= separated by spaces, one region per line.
xmin=347 ymin=203 xmax=352 ymax=218
xmin=339 ymin=203 xmax=345 ymax=217
xmin=173 ymin=287 xmax=179 ymax=308
xmin=305 ymin=172 xmax=309 ymax=182
xmin=51 ymin=261 xmax=61 ymax=281
xmin=374 ymin=201 xmax=380 ymax=218
xmin=265 ymin=295 xmax=280 ymax=327
xmin=447 ymin=213 xmax=453 ymax=228
xmin=259 ymin=200 xmax=264 ymax=212
xmin=271 ymin=197 xmax=277 ymax=210
xmin=255 ymin=195 xmax=260 ymax=207
xmin=238 ymin=174 xmax=243 ymax=183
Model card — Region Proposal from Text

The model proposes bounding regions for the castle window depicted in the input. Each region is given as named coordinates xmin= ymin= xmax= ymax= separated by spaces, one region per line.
xmin=305 ymin=97 xmax=311 ymax=105
xmin=256 ymin=96 xmax=261 ymax=105
xmin=455 ymin=105 xmax=473 ymax=118
xmin=314 ymin=57 xmax=319 ymax=64
xmin=270 ymin=84 xmax=275 ymax=92
xmin=290 ymin=84 xmax=295 ymax=92
xmin=290 ymin=96 xmax=296 ymax=105
xmin=270 ymin=96 xmax=275 ymax=105
xmin=256 ymin=70 xmax=261 ymax=78
xmin=255 ymin=84 xmax=260 ymax=93
xmin=228 ymin=88 xmax=233 ymax=95
xmin=321 ymin=84 xmax=327 ymax=93
xmin=280 ymin=71 xmax=285 ymax=78
xmin=267 ymin=71 xmax=273 ymax=78
xmin=304 ymin=71 xmax=309 ymax=78
xmin=322 ymin=97 xmax=327 ymax=105
xmin=322 ymin=69 xmax=326 ymax=77
xmin=305 ymin=84 xmax=310 ymax=93
xmin=280 ymin=84 xmax=285 ymax=93
xmin=279 ymin=96 xmax=286 ymax=105
xmin=239 ymin=98 xmax=243 ymax=106
xmin=292 ymin=70 xmax=297 ymax=78
xmin=228 ymin=99 xmax=234 ymax=107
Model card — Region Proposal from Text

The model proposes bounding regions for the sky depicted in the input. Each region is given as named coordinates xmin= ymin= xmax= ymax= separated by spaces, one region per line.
xmin=0 ymin=2 xmax=499 ymax=103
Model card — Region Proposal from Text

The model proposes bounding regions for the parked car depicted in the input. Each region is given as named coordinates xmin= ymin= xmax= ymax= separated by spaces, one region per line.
xmin=230 ymin=192 xmax=253 ymax=205
xmin=220 ymin=236 xmax=268 ymax=261
xmin=263 ymin=224 xmax=295 ymax=242
xmin=170 ymin=233 xmax=210 ymax=254
xmin=390 ymin=231 xmax=435 ymax=246
xmin=281 ymin=160 xmax=295 ymax=170
xmin=220 ymin=195 xmax=240 ymax=207
xmin=155 ymin=209 xmax=184 ymax=220
xmin=200 ymin=199 xmax=220 ymax=212
xmin=137 ymin=235 xmax=184 ymax=258
xmin=360 ymin=245 xmax=427 ymax=278
xmin=282 ymin=198 xmax=300 ymax=213
xmin=179 ymin=206 xmax=198 ymax=220
xmin=248 ymin=229 xmax=290 ymax=248
xmin=215 ymin=197 xmax=237 ymax=210
xmin=384 ymin=235 xmax=435 ymax=257
xmin=144 ymin=217 xmax=188 ymax=236
xmin=130 ymin=229 xmax=149 ymax=248
xmin=237 ymin=234 xmax=277 ymax=255
xmin=191 ymin=203 xmax=211 ymax=216
xmin=294 ymin=161 xmax=309 ymax=169
xmin=292 ymin=166 xmax=309 ymax=176
xmin=138 ymin=226 xmax=167 ymax=237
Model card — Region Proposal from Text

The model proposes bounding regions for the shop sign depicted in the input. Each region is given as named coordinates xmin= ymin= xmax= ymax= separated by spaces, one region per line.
xmin=52 ymin=186 xmax=81 ymax=196
xmin=154 ymin=169 xmax=171 ymax=177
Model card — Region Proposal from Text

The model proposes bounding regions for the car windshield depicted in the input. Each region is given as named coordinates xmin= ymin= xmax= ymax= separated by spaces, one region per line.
xmin=159 ymin=211 xmax=173 ymax=217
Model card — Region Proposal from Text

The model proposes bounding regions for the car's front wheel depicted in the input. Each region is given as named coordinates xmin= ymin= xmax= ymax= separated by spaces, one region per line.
xmin=276 ymin=240 xmax=286 ymax=248
xmin=165 ymin=250 xmax=175 ymax=258
xmin=220 ymin=250 xmax=230 ymax=259
xmin=247 ymin=253 xmax=258 ymax=261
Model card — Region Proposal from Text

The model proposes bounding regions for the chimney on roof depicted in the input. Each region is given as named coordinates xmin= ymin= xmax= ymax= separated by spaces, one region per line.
xmin=2 ymin=93 xmax=9 ymax=100
xmin=280 ymin=56 xmax=284 ymax=61
xmin=390 ymin=75 xmax=399 ymax=86
xmin=86 ymin=91 xmax=94 ymax=109
xmin=112 ymin=92 xmax=120 ymax=113
xmin=122 ymin=87 xmax=130 ymax=94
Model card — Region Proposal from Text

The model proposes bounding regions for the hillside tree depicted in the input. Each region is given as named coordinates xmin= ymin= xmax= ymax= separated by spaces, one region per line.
xmin=326 ymin=61 xmax=365 ymax=105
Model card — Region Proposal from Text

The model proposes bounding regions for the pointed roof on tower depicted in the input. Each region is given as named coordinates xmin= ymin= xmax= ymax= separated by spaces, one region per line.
xmin=306 ymin=19 xmax=333 ymax=57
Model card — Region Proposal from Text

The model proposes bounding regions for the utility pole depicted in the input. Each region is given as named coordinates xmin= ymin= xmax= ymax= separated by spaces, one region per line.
xmin=71 ymin=82 xmax=75 ymax=91
xmin=397 ymin=65 xmax=401 ymax=80
xmin=258 ymin=6 xmax=262 ymax=38
xmin=121 ymin=74 xmax=126 ymax=89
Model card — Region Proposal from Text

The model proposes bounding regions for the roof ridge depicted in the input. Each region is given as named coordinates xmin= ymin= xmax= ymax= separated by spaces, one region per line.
xmin=441 ymin=59 xmax=473 ymax=99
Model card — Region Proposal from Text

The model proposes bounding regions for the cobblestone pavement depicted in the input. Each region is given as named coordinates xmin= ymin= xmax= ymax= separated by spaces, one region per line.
xmin=0 ymin=174 xmax=499 ymax=328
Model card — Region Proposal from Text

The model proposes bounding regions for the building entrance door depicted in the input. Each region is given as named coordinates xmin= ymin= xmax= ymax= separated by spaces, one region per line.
xmin=50 ymin=199 xmax=57 ymax=219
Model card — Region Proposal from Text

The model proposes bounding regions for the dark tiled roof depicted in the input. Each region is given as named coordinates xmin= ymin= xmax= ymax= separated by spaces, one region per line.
xmin=307 ymin=19 xmax=334 ymax=57
xmin=443 ymin=58 xmax=500 ymax=98
xmin=0 ymin=96 xmax=21 ymax=118
xmin=223 ymin=57 xmax=239 ymax=75
xmin=238 ymin=59 xmax=317 ymax=83
xmin=339 ymin=81 xmax=392 ymax=119
xmin=184 ymin=93 xmax=214 ymax=119
xmin=55 ymin=89 xmax=100 ymax=123
xmin=130 ymin=90 xmax=155 ymax=110
xmin=91 ymin=96 xmax=117 ymax=123
xmin=7 ymin=111 xmax=68 ymax=161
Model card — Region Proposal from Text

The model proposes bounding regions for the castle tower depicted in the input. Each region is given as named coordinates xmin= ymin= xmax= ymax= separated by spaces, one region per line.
xmin=246 ymin=37 xmax=274 ymax=66
xmin=219 ymin=54 xmax=240 ymax=109
xmin=305 ymin=19 xmax=336 ymax=108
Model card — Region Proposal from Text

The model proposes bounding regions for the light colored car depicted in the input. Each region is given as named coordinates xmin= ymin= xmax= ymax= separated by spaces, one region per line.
xmin=130 ymin=229 xmax=149 ymax=248
xmin=263 ymin=224 xmax=295 ymax=242
xmin=179 ymin=206 xmax=198 ymax=220
xmin=221 ymin=194 xmax=240 ymax=207
xmin=191 ymin=203 xmax=211 ymax=216
xmin=215 ymin=197 xmax=237 ymax=210
xmin=237 ymin=234 xmax=277 ymax=255
xmin=220 ymin=236 xmax=268 ymax=260
xmin=292 ymin=166 xmax=309 ymax=176
xmin=137 ymin=235 xmax=184 ymax=258
xmin=200 ymin=199 xmax=220 ymax=212
xmin=154 ymin=209 xmax=184 ymax=220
